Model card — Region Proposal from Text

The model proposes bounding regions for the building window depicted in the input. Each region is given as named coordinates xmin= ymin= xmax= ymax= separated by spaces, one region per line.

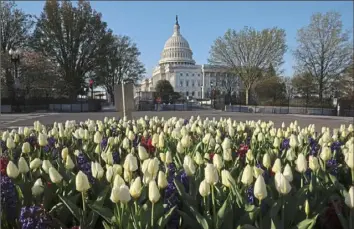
xmin=180 ymin=80 xmax=183 ymax=87
xmin=198 ymin=74 xmax=200 ymax=76
xmin=192 ymin=73 xmax=194 ymax=76
xmin=192 ymin=80 xmax=195 ymax=87
xmin=186 ymin=73 xmax=189 ymax=76
xmin=180 ymin=73 xmax=183 ymax=76
xmin=186 ymin=91 xmax=189 ymax=96
xmin=186 ymin=80 xmax=189 ymax=87
xmin=192 ymin=91 xmax=195 ymax=96
xmin=198 ymin=91 xmax=200 ymax=96
xmin=198 ymin=80 xmax=201 ymax=86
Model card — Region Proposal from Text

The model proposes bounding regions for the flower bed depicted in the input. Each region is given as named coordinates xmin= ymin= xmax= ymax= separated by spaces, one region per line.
xmin=1 ymin=117 xmax=353 ymax=229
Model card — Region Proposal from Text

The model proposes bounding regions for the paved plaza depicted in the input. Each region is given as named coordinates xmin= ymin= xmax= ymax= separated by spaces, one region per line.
xmin=0 ymin=111 xmax=353 ymax=131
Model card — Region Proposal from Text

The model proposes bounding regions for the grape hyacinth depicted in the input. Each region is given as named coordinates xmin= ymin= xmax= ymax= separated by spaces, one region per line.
xmin=19 ymin=205 xmax=52 ymax=229
xmin=330 ymin=141 xmax=342 ymax=153
xmin=101 ymin=138 xmax=108 ymax=150
xmin=308 ymin=137 xmax=320 ymax=156
xmin=77 ymin=153 xmax=94 ymax=184
xmin=326 ymin=159 xmax=338 ymax=176
xmin=1 ymin=175 xmax=18 ymax=220
xmin=164 ymin=163 xmax=181 ymax=229
xmin=25 ymin=136 xmax=38 ymax=148
xmin=0 ymin=140 xmax=7 ymax=152
xmin=246 ymin=186 xmax=255 ymax=204
xmin=112 ymin=151 xmax=120 ymax=164
xmin=281 ymin=138 xmax=290 ymax=152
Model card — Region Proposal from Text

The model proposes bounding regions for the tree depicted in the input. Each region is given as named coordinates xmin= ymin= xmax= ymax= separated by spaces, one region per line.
xmin=30 ymin=0 xmax=113 ymax=98
xmin=94 ymin=35 xmax=145 ymax=103
xmin=293 ymin=11 xmax=353 ymax=103
xmin=209 ymin=26 xmax=287 ymax=104
xmin=19 ymin=50 xmax=60 ymax=97
xmin=338 ymin=62 xmax=354 ymax=99
xmin=291 ymin=72 xmax=317 ymax=106
xmin=154 ymin=80 xmax=180 ymax=103
xmin=0 ymin=1 xmax=34 ymax=99
xmin=255 ymin=75 xmax=287 ymax=105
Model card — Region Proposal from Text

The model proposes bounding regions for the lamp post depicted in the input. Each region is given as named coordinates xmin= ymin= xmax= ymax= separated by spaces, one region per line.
xmin=210 ymin=82 xmax=214 ymax=109
xmin=9 ymin=48 xmax=22 ymax=109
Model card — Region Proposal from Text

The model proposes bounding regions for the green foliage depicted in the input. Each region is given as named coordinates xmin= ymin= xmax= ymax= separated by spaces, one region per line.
xmin=254 ymin=75 xmax=287 ymax=105
xmin=154 ymin=80 xmax=181 ymax=103
xmin=30 ymin=0 xmax=112 ymax=98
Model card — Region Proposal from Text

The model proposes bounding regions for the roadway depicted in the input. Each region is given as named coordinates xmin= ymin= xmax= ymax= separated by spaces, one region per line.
xmin=0 ymin=110 xmax=353 ymax=130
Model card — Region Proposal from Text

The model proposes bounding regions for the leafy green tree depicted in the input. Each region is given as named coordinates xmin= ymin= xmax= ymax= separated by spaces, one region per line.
xmin=291 ymin=72 xmax=317 ymax=106
xmin=0 ymin=1 xmax=34 ymax=99
xmin=293 ymin=11 xmax=353 ymax=103
xmin=30 ymin=0 xmax=112 ymax=98
xmin=255 ymin=75 xmax=287 ymax=105
xmin=94 ymin=35 xmax=145 ymax=103
xmin=209 ymin=26 xmax=287 ymax=105
xmin=154 ymin=80 xmax=180 ymax=103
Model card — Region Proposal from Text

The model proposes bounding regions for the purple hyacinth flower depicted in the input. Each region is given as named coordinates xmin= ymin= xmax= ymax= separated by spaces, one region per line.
xmin=1 ymin=175 xmax=18 ymax=220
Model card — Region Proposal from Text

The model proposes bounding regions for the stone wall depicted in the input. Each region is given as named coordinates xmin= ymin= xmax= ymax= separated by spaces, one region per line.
xmin=114 ymin=83 xmax=135 ymax=119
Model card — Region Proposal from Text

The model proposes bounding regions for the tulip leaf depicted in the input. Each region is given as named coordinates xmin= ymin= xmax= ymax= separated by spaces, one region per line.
xmin=87 ymin=186 xmax=110 ymax=228
xmin=58 ymin=195 xmax=82 ymax=221
xmin=174 ymin=179 xmax=197 ymax=207
xmin=157 ymin=206 xmax=176 ymax=229
xmin=217 ymin=194 xmax=233 ymax=229
xmin=87 ymin=202 xmax=114 ymax=224
xmin=177 ymin=209 xmax=203 ymax=229
xmin=187 ymin=205 xmax=210 ymax=229
xmin=102 ymin=221 xmax=112 ymax=229
xmin=292 ymin=214 xmax=319 ymax=229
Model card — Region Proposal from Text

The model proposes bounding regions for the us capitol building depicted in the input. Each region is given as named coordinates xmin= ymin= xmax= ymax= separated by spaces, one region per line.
xmin=137 ymin=16 xmax=241 ymax=99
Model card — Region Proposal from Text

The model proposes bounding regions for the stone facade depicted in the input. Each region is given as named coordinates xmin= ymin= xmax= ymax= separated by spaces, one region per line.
xmin=136 ymin=16 xmax=241 ymax=99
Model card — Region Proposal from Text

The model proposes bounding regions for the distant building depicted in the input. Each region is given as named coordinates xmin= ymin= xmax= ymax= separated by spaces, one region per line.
xmin=136 ymin=16 xmax=241 ymax=99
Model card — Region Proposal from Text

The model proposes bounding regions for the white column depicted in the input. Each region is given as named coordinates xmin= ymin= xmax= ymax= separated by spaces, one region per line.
xmin=201 ymin=65 xmax=205 ymax=99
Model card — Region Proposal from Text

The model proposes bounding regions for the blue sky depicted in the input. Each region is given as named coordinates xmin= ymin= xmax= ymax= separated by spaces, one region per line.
xmin=16 ymin=1 xmax=353 ymax=78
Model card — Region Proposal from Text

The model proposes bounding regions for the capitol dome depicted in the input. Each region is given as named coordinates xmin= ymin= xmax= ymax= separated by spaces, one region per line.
xmin=159 ymin=16 xmax=196 ymax=65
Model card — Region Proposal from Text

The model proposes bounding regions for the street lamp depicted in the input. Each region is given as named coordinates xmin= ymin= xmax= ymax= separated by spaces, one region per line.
xmin=9 ymin=48 xmax=22 ymax=108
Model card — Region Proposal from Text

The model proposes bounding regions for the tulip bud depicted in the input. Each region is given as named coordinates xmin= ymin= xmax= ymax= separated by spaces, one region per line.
xmin=148 ymin=180 xmax=161 ymax=204
xmin=22 ymin=142 xmax=31 ymax=154
xmin=123 ymin=153 xmax=138 ymax=172
xmin=6 ymin=137 xmax=15 ymax=149
xmin=49 ymin=167 xmax=63 ymax=184
xmin=165 ymin=151 xmax=173 ymax=164
xmin=275 ymin=172 xmax=292 ymax=195
xmin=65 ymin=155 xmax=75 ymax=170
xmin=106 ymin=166 xmax=114 ymax=183
xmin=213 ymin=154 xmax=224 ymax=170
xmin=42 ymin=160 xmax=53 ymax=174
xmin=30 ymin=158 xmax=42 ymax=170
xmin=289 ymin=134 xmax=298 ymax=148
xmin=194 ymin=151 xmax=204 ymax=165
xmin=130 ymin=177 xmax=142 ymax=199
xmin=205 ymin=163 xmax=219 ymax=185
xmin=254 ymin=175 xmax=267 ymax=201
xmin=199 ymin=179 xmax=211 ymax=197
xmin=138 ymin=145 xmax=149 ymax=161
xmin=76 ymin=171 xmax=90 ymax=192
xmin=94 ymin=131 xmax=102 ymax=144
xmin=241 ymin=165 xmax=254 ymax=185
xmin=283 ymin=164 xmax=293 ymax=182
xmin=262 ymin=153 xmax=271 ymax=169
xmin=113 ymin=174 xmax=125 ymax=188
xmin=159 ymin=153 xmax=166 ymax=163
xmin=309 ymin=156 xmax=320 ymax=172
xmin=6 ymin=161 xmax=19 ymax=178
xmin=110 ymin=186 xmax=120 ymax=203
xmin=345 ymin=150 xmax=354 ymax=169
xmin=61 ymin=147 xmax=69 ymax=160
xmin=122 ymin=137 xmax=130 ymax=150
xmin=18 ymin=157 xmax=29 ymax=174
xmin=295 ymin=153 xmax=307 ymax=173
xmin=344 ymin=186 xmax=354 ymax=209
xmin=183 ymin=155 xmax=196 ymax=176
xmin=272 ymin=158 xmax=282 ymax=173
xmin=158 ymin=171 xmax=168 ymax=189
xmin=32 ymin=178 xmax=44 ymax=196
xmin=221 ymin=169 xmax=235 ymax=188
xmin=38 ymin=133 xmax=48 ymax=147
xmin=304 ymin=199 xmax=310 ymax=216
xmin=91 ymin=162 xmax=104 ymax=179
xmin=253 ymin=166 xmax=264 ymax=179
xmin=320 ymin=146 xmax=331 ymax=162
xmin=273 ymin=137 xmax=280 ymax=149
